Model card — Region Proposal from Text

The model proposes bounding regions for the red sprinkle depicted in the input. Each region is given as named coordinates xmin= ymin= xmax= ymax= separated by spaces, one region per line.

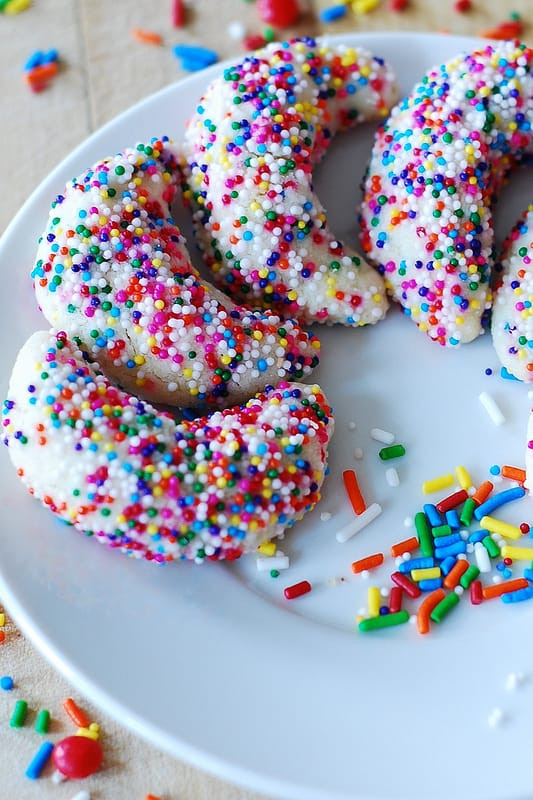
xmin=390 ymin=0 xmax=408 ymax=10
xmin=454 ymin=0 xmax=472 ymax=11
xmin=520 ymin=522 xmax=530 ymax=534
xmin=470 ymin=580 xmax=483 ymax=605
xmin=243 ymin=34 xmax=267 ymax=50
xmin=389 ymin=586 xmax=403 ymax=613
xmin=257 ymin=0 xmax=300 ymax=28
xmin=435 ymin=489 xmax=468 ymax=513
xmin=171 ymin=0 xmax=185 ymax=27
xmin=284 ymin=580 xmax=311 ymax=600
xmin=390 ymin=571 xmax=421 ymax=599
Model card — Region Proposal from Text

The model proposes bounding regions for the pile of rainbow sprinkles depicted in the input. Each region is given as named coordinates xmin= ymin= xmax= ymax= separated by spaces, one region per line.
xmin=350 ymin=465 xmax=533 ymax=633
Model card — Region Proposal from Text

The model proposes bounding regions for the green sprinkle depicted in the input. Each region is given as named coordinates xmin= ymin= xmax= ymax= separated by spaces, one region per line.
xmin=430 ymin=591 xmax=460 ymax=623
xmin=358 ymin=610 xmax=409 ymax=632
xmin=482 ymin=534 xmax=500 ymax=559
xmin=459 ymin=497 xmax=476 ymax=527
xmin=432 ymin=524 xmax=452 ymax=538
xmin=379 ymin=444 xmax=406 ymax=460
xmin=10 ymin=700 xmax=28 ymax=728
xmin=459 ymin=564 xmax=480 ymax=589
xmin=34 ymin=709 xmax=50 ymax=734
xmin=415 ymin=511 xmax=433 ymax=557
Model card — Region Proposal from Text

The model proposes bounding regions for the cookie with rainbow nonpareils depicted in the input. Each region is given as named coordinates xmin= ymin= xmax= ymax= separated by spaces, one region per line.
xmin=2 ymin=329 xmax=333 ymax=564
xmin=492 ymin=203 xmax=533 ymax=381
xmin=360 ymin=40 xmax=533 ymax=347
xmin=32 ymin=138 xmax=319 ymax=409
xmin=182 ymin=37 xmax=398 ymax=326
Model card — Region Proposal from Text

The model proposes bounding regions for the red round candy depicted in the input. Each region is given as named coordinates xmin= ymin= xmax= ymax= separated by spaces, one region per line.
xmin=257 ymin=0 xmax=300 ymax=28
xmin=52 ymin=736 xmax=103 ymax=779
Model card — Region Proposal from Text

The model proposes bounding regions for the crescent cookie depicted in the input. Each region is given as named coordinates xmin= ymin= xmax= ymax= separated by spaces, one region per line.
xmin=360 ymin=40 xmax=533 ymax=347
xmin=2 ymin=330 xmax=333 ymax=564
xmin=492 ymin=204 xmax=533 ymax=381
xmin=32 ymin=138 xmax=319 ymax=408
xmin=182 ymin=37 xmax=398 ymax=326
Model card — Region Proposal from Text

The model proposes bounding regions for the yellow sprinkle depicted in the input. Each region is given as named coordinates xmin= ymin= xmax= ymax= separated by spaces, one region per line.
xmin=257 ymin=540 xmax=276 ymax=556
xmin=411 ymin=567 xmax=441 ymax=581
xmin=133 ymin=355 xmax=145 ymax=366
xmin=367 ymin=587 xmax=381 ymax=617
xmin=0 ymin=613 xmax=5 ymax=627
xmin=4 ymin=0 xmax=32 ymax=16
xmin=501 ymin=545 xmax=533 ymax=560
xmin=422 ymin=474 xmax=455 ymax=495
xmin=455 ymin=465 xmax=472 ymax=491
xmin=76 ymin=723 xmax=100 ymax=740
xmin=479 ymin=516 xmax=522 ymax=540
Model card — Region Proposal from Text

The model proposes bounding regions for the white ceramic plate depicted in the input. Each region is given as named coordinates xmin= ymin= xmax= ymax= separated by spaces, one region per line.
xmin=1 ymin=32 xmax=533 ymax=800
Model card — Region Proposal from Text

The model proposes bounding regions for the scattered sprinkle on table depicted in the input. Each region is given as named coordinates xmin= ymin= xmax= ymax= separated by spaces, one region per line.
xmin=131 ymin=28 xmax=163 ymax=45
xmin=25 ymin=741 xmax=54 ymax=780
xmin=0 ymin=675 xmax=14 ymax=690
xmin=172 ymin=43 xmax=218 ymax=71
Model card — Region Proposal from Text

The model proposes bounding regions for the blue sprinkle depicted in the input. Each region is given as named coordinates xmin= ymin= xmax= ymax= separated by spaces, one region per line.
xmin=419 ymin=578 xmax=443 ymax=592
xmin=502 ymin=585 xmax=533 ymax=603
xmin=319 ymin=4 xmax=347 ymax=22
xmin=0 ymin=676 xmax=14 ymax=691
xmin=24 ymin=50 xmax=44 ymax=71
xmin=25 ymin=741 xmax=54 ymax=780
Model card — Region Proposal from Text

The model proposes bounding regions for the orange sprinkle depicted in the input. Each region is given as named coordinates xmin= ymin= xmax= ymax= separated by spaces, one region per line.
xmin=145 ymin=795 xmax=162 ymax=800
xmin=131 ymin=28 xmax=163 ymax=45
xmin=472 ymin=480 xmax=493 ymax=506
xmin=24 ymin=62 xmax=58 ymax=85
xmin=479 ymin=21 xmax=523 ymax=40
xmin=351 ymin=553 xmax=384 ymax=574
xmin=482 ymin=578 xmax=529 ymax=600
xmin=0 ymin=631 xmax=5 ymax=644
xmin=342 ymin=469 xmax=366 ymax=515
xmin=443 ymin=559 xmax=469 ymax=590
xmin=417 ymin=588 xmax=446 ymax=635
xmin=390 ymin=536 xmax=419 ymax=557
xmin=63 ymin=697 xmax=90 ymax=728
xmin=501 ymin=465 xmax=526 ymax=483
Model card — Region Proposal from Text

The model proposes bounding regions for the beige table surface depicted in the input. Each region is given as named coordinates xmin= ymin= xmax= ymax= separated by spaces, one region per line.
xmin=0 ymin=2 xmax=531 ymax=799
